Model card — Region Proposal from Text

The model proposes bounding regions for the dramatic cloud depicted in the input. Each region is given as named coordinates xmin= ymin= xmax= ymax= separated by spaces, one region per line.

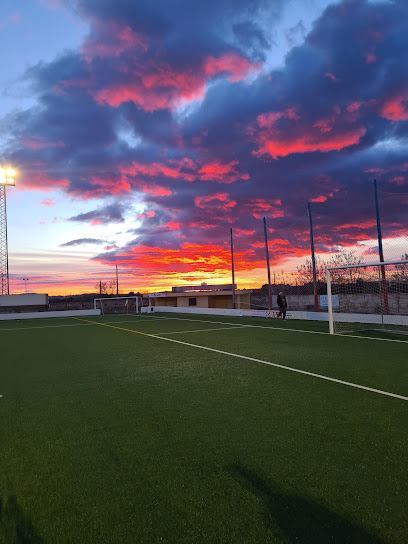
xmin=60 ymin=238 xmax=116 ymax=247
xmin=68 ymin=203 xmax=128 ymax=225
xmin=2 ymin=0 xmax=408 ymax=288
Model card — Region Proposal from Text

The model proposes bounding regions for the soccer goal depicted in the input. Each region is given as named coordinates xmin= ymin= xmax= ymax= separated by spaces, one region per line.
xmin=94 ymin=296 xmax=142 ymax=315
xmin=327 ymin=259 xmax=408 ymax=335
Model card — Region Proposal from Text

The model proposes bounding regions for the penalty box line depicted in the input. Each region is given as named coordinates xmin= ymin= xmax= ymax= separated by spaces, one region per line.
xmin=130 ymin=314 xmax=408 ymax=344
xmin=74 ymin=317 xmax=408 ymax=402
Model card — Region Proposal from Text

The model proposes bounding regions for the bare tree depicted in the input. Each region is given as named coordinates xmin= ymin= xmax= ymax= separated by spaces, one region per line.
xmin=328 ymin=249 xmax=362 ymax=283
xmin=393 ymin=253 xmax=408 ymax=282
xmin=297 ymin=256 xmax=327 ymax=286
xmin=95 ymin=280 xmax=117 ymax=295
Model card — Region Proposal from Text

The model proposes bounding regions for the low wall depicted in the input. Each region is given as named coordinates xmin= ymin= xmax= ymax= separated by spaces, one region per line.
xmin=142 ymin=306 xmax=408 ymax=325
xmin=0 ymin=309 xmax=101 ymax=321
xmin=144 ymin=306 xmax=303 ymax=319
xmin=0 ymin=293 xmax=48 ymax=307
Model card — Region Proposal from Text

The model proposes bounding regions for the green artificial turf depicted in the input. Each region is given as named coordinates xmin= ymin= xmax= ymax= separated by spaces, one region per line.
xmin=0 ymin=313 xmax=407 ymax=543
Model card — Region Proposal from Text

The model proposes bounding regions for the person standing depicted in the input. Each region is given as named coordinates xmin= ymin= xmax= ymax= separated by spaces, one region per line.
xmin=277 ymin=292 xmax=287 ymax=319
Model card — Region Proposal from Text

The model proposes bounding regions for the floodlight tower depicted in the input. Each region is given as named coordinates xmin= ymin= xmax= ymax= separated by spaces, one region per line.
xmin=0 ymin=167 xmax=16 ymax=295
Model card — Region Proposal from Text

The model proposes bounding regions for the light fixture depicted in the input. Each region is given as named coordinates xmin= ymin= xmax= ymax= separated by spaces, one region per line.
xmin=0 ymin=168 xmax=16 ymax=186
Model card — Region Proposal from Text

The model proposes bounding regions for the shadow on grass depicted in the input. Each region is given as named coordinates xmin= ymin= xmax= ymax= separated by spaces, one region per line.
xmin=0 ymin=495 xmax=44 ymax=544
xmin=227 ymin=465 xmax=384 ymax=544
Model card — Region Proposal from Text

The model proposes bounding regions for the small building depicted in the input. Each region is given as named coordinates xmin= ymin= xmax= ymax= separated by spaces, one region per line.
xmin=147 ymin=284 xmax=251 ymax=310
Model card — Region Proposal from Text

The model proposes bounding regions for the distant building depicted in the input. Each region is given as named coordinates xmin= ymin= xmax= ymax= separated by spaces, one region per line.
xmin=147 ymin=287 xmax=250 ymax=310
xmin=171 ymin=283 xmax=237 ymax=293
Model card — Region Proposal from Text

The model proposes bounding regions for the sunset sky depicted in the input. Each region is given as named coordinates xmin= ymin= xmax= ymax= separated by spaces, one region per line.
xmin=0 ymin=0 xmax=407 ymax=295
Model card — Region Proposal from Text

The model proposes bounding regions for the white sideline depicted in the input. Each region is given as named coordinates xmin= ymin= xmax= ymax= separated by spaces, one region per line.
xmin=0 ymin=322 xmax=96 ymax=332
xmin=130 ymin=314 xmax=408 ymax=344
xmin=0 ymin=318 xmax=159 ymax=332
xmin=149 ymin=334 xmax=408 ymax=401
xmin=75 ymin=318 xmax=408 ymax=402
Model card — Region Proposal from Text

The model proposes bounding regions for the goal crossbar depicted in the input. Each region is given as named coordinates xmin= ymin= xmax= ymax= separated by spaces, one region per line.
xmin=327 ymin=259 xmax=408 ymax=271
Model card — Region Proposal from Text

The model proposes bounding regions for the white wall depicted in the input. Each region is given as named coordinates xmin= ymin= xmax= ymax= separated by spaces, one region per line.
xmin=0 ymin=309 xmax=100 ymax=321
xmin=142 ymin=305 xmax=408 ymax=326
xmin=0 ymin=293 xmax=48 ymax=307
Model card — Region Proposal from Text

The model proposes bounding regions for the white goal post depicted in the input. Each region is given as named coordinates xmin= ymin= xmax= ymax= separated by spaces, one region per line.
xmin=94 ymin=295 xmax=142 ymax=315
xmin=327 ymin=259 xmax=408 ymax=335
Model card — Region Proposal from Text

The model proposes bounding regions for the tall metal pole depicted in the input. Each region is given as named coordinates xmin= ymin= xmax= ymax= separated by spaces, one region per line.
xmin=116 ymin=264 xmax=119 ymax=296
xmin=308 ymin=202 xmax=319 ymax=312
xmin=230 ymin=228 xmax=236 ymax=309
xmin=0 ymin=168 xmax=16 ymax=296
xmin=263 ymin=217 xmax=273 ymax=310
xmin=0 ymin=186 xmax=10 ymax=295
xmin=374 ymin=179 xmax=389 ymax=314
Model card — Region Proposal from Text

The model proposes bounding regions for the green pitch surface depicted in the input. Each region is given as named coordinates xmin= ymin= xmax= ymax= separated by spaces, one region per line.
xmin=0 ymin=312 xmax=407 ymax=544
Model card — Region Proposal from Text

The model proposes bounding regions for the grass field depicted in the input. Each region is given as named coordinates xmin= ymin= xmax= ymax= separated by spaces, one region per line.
xmin=0 ymin=312 xmax=407 ymax=543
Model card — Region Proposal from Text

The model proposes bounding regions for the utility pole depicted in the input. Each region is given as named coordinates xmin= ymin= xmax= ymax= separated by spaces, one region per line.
xmin=374 ymin=179 xmax=389 ymax=314
xmin=307 ymin=202 xmax=319 ymax=312
xmin=116 ymin=265 xmax=119 ymax=296
xmin=230 ymin=228 xmax=236 ymax=309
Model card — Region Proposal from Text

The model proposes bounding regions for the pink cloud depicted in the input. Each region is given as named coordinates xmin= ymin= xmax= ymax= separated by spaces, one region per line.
xmin=9 ymin=13 xmax=21 ymax=23
xmin=23 ymin=136 xmax=66 ymax=150
xmin=91 ymin=46 xmax=260 ymax=112
xmin=198 ymin=160 xmax=249 ymax=183
xmin=203 ymin=52 xmax=262 ymax=82
xmin=250 ymin=107 xmax=366 ymax=159
xmin=194 ymin=193 xmax=237 ymax=210
xmin=380 ymin=95 xmax=408 ymax=121
xmin=325 ymin=72 xmax=340 ymax=83
xmin=82 ymin=21 xmax=148 ymax=62
xmin=40 ymin=198 xmax=56 ymax=207
xmin=365 ymin=52 xmax=377 ymax=64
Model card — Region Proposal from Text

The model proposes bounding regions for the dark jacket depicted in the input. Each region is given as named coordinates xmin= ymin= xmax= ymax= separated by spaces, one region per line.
xmin=277 ymin=295 xmax=287 ymax=309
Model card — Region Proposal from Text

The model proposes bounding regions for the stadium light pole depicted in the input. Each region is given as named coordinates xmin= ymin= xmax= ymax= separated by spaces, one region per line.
xmin=0 ymin=167 xmax=16 ymax=295
xmin=23 ymin=277 xmax=29 ymax=293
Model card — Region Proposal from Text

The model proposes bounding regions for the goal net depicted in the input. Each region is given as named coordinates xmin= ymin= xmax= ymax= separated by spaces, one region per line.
xmin=327 ymin=260 xmax=408 ymax=335
xmin=94 ymin=296 xmax=141 ymax=315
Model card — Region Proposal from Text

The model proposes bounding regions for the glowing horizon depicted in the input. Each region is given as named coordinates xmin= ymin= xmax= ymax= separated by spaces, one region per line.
xmin=1 ymin=1 xmax=407 ymax=296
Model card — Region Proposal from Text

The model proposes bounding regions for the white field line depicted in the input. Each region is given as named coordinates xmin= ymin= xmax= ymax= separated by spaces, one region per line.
xmin=0 ymin=322 xmax=96 ymax=332
xmin=130 ymin=314 xmax=408 ymax=344
xmin=158 ymin=325 xmax=251 ymax=335
xmin=75 ymin=318 xmax=408 ymax=402
xmin=103 ymin=318 xmax=166 ymax=325
xmin=0 ymin=318 xmax=163 ymax=333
